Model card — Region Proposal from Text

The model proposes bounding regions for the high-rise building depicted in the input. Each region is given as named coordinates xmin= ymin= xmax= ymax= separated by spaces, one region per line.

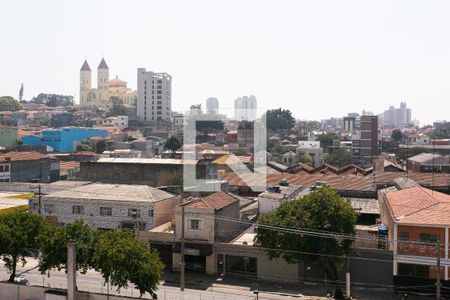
xmin=343 ymin=117 xmax=356 ymax=132
xmin=137 ymin=68 xmax=172 ymax=123
xmin=234 ymin=95 xmax=257 ymax=121
xmin=206 ymin=98 xmax=219 ymax=114
xmin=352 ymin=115 xmax=379 ymax=167
xmin=382 ymin=102 xmax=412 ymax=128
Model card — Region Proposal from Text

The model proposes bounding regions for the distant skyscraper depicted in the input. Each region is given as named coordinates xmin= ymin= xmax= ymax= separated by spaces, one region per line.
xmin=137 ymin=68 xmax=172 ymax=123
xmin=382 ymin=102 xmax=412 ymax=128
xmin=234 ymin=95 xmax=257 ymax=121
xmin=206 ymin=98 xmax=219 ymax=114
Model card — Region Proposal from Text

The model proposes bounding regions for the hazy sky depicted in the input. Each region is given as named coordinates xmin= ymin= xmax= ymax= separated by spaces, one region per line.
xmin=1 ymin=0 xmax=450 ymax=125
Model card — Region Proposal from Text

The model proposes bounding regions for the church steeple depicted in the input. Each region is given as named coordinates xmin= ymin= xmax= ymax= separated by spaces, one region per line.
xmin=98 ymin=58 xmax=109 ymax=70
xmin=80 ymin=60 xmax=91 ymax=72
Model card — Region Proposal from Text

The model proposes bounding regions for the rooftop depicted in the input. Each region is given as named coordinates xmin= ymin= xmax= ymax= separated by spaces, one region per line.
xmin=96 ymin=158 xmax=198 ymax=165
xmin=45 ymin=182 xmax=175 ymax=203
xmin=407 ymin=153 xmax=441 ymax=164
xmin=182 ymin=192 xmax=238 ymax=210
xmin=384 ymin=186 xmax=450 ymax=226
xmin=0 ymin=151 xmax=49 ymax=162
xmin=258 ymin=185 xmax=304 ymax=200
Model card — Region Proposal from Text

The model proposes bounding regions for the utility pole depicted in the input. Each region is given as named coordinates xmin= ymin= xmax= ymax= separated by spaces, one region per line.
xmin=436 ymin=240 xmax=441 ymax=300
xmin=32 ymin=184 xmax=42 ymax=214
xmin=180 ymin=205 xmax=185 ymax=292
xmin=346 ymin=255 xmax=351 ymax=299
xmin=67 ymin=240 xmax=76 ymax=300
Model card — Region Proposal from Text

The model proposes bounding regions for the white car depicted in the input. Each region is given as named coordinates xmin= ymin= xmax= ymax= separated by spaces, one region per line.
xmin=14 ymin=277 xmax=29 ymax=285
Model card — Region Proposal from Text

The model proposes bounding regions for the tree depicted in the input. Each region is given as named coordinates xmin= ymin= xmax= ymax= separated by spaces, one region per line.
xmin=432 ymin=122 xmax=450 ymax=139
xmin=0 ymin=211 xmax=46 ymax=282
xmin=108 ymin=97 xmax=128 ymax=116
xmin=76 ymin=140 xmax=94 ymax=152
xmin=164 ymin=136 xmax=182 ymax=157
xmin=93 ymin=230 xmax=164 ymax=297
xmin=297 ymin=153 xmax=313 ymax=166
xmin=316 ymin=132 xmax=340 ymax=144
xmin=266 ymin=108 xmax=295 ymax=131
xmin=255 ymin=187 xmax=357 ymax=282
xmin=94 ymin=140 xmax=106 ymax=154
xmin=38 ymin=221 xmax=99 ymax=274
xmin=324 ymin=148 xmax=352 ymax=167
xmin=0 ymin=96 xmax=23 ymax=111
xmin=30 ymin=93 xmax=74 ymax=107
xmin=391 ymin=129 xmax=403 ymax=141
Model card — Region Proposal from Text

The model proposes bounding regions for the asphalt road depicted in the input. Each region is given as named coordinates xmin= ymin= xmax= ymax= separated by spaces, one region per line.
xmin=0 ymin=258 xmax=306 ymax=300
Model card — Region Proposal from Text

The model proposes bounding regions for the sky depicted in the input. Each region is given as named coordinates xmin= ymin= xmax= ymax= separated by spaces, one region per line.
xmin=1 ymin=0 xmax=450 ymax=125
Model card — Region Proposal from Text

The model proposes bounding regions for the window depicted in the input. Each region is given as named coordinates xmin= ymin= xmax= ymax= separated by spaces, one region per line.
xmin=128 ymin=208 xmax=141 ymax=218
xmin=100 ymin=207 xmax=112 ymax=216
xmin=187 ymin=219 xmax=202 ymax=230
xmin=44 ymin=204 xmax=55 ymax=213
xmin=0 ymin=166 xmax=3 ymax=172
xmin=420 ymin=233 xmax=439 ymax=244
xmin=157 ymin=96 xmax=162 ymax=99
xmin=148 ymin=209 xmax=154 ymax=217
xmin=398 ymin=263 xmax=430 ymax=279
xmin=72 ymin=205 xmax=84 ymax=215
xmin=399 ymin=232 xmax=409 ymax=241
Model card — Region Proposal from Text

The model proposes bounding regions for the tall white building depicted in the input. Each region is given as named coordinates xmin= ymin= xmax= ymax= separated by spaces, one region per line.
xmin=206 ymin=97 xmax=219 ymax=114
xmin=382 ymin=102 xmax=412 ymax=128
xmin=137 ymin=68 xmax=172 ymax=123
xmin=234 ymin=95 xmax=257 ymax=121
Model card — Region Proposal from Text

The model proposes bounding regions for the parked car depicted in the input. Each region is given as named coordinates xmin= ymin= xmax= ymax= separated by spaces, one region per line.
xmin=14 ymin=277 xmax=29 ymax=285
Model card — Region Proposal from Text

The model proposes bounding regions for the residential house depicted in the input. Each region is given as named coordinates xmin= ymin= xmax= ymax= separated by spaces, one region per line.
xmin=30 ymin=182 xmax=179 ymax=230
xmin=407 ymin=153 xmax=450 ymax=173
xmin=258 ymin=185 xmax=305 ymax=215
xmin=379 ymin=182 xmax=450 ymax=286
xmin=0 ymin=152 xmax=59 ymax=183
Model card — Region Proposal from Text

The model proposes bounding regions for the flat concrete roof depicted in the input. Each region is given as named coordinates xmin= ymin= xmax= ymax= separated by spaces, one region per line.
xmin=0 ymin=193 xmax=29 ymax=210
xmin=46 ymin=183 xmax=175 ymax=202
xmin=96 ymin=158 xmax=198 ymax=165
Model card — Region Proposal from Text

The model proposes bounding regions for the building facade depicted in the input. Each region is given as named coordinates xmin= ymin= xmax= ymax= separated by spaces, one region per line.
xmin=30 ymin=182 xmax=179 ymax=230
xmin=137 ymin=68 xmax=172 ymax=123
xmin=22 ymin=127 xmax=108 ymax=152
xmin=206 ymin=98 xmax=219 ymax=114
xmin=352 ymin=115 xmax=379 ymax=167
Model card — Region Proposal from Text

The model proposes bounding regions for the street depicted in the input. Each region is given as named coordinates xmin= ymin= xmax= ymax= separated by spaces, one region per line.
xmin=0 ymin=258 xmax=310 ymax=300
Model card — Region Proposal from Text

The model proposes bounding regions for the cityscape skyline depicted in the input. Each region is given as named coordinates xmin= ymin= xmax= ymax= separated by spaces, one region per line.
xmin=2 ymin=0 xmax=450 ymax=125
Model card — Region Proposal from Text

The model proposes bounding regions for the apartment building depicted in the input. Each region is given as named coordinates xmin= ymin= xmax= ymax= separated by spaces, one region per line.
xmin=137 ymin=68 xmax=172 ymax=123
xmin=352 ymin=115 xmax=379 ymax=167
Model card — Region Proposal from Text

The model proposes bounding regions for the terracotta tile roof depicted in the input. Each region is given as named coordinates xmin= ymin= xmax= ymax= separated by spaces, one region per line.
xmin=384 ymin=186 xmax=450 ymax=225
xmin=59 ymin=161 xmax=80 ymax=171
xmin=183 ymin=192 xmax=238 ymax=210
xmin=0 ymin=151 xmax=48 ymax=162
xmin=220 ymin=171 xmax=375 ymax=192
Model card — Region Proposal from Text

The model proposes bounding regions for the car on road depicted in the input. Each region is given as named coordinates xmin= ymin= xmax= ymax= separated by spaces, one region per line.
xmin=14 ymin=277 xmax=29 ymax=285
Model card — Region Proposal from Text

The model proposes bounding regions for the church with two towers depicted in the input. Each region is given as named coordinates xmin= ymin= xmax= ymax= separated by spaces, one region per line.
xmin=79 ymin=58 xmax=136 ymax=107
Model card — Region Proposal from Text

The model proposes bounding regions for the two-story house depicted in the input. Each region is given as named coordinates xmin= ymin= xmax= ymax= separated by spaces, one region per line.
xmin=30 ymin=182 xmax=179 ymax=230
xmin=380 ymin=182 xmax=450 ymax=287
xmin=173 ymin=192 xmax=241 ymax=274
